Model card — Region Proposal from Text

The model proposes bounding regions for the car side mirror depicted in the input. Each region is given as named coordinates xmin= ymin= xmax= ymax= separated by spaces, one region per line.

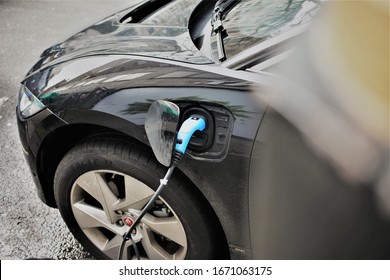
xmin=145 ymin=100 xmax=180 ymax=167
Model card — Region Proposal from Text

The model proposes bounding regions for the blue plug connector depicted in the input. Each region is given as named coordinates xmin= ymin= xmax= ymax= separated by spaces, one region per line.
xmin=175 ymin=115 xmax=206 ymax=154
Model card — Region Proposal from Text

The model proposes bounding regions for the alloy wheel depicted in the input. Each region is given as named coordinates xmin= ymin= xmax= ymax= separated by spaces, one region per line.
xmin=70 ymin=170 xmax=187 ymax=260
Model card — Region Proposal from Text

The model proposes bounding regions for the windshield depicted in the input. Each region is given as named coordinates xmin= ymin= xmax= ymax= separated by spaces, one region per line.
xmin=210 ymin=0 xmax=319 ymax=61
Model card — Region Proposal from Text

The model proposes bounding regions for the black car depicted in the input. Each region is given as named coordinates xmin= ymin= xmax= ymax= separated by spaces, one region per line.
xmin=17 ymin=0 xmax=390 ymax=260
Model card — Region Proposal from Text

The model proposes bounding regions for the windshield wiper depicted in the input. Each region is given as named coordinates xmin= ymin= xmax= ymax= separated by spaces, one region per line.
xmin=211 ymin=0 xmax=241 ymax=62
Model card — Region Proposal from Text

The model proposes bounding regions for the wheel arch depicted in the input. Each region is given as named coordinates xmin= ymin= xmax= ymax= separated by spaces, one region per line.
xmin=36 ymin=123 xmax=126 ymax=207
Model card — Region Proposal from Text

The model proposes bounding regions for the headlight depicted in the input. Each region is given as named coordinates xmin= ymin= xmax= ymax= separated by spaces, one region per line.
xmin=18 ymin=85 xmax=46 ymax=118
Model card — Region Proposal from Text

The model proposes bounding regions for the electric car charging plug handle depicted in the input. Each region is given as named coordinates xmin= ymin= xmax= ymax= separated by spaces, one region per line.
xmin=175 ymin=116 xmax=206 ymax=155
xmin=118 ymin=115 xmax=206 ymax=260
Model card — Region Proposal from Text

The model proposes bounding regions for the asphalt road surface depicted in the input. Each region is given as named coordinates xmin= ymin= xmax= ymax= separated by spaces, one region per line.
xmin=0 ymin=0 xmax=134 ymax=260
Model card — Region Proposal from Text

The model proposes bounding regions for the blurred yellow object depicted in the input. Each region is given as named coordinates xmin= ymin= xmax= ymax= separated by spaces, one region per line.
xmin=310 ymin=0 xmax=389 ymax=145
xmin=254 ymin=0 xmax=390 ymax=216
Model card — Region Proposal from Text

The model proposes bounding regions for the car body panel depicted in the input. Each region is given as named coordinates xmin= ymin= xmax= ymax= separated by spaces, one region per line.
xmin=19 ymin=51 xmax=266 ymax=258
xmin=28 ymin=0 xmax=210 ymax=74
xmin=17 ymin=0 xmax=269 ymax=259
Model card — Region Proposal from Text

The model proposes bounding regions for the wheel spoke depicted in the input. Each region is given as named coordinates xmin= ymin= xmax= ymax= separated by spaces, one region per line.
xmin=140 ymin=226 xmax=173 ymax=260
xmin=113 ymin=176 xmax=154 ymax=211
xmin=141 ymin=213 xmax=187 ymax=247
xmin=74 ymin=171 xmax=119 ymax=223
xmin=72 ymin=201 xmax=125 ymax=236
xmin=95 ymin=173 xmax=119 ymax=223
xmin=102 ymin=235 xmax=129 ymax=260
xmin=74 ymin=172 xmax=104 ymax=205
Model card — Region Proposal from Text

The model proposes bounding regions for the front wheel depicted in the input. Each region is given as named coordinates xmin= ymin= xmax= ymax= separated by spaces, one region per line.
xmin=54 ymin=137 xmax=228 ymax=260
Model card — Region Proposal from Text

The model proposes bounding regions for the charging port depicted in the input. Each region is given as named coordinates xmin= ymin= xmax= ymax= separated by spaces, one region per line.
xmin=182 ymin=107 xmax=214 ymax=151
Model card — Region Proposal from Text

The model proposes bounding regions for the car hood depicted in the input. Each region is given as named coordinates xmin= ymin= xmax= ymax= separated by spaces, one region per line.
xmin=29 ymin=0 xmax=212 ymax=73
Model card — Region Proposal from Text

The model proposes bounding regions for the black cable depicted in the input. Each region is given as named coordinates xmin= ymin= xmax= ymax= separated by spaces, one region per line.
xmin=117 ymin=165 xmax=177 ymax=260
xmin=118 ymin=235 xmax=127 ymax=260
xmin=130 ymin=235 xmax=140 ymax=260
xmin=117 ymin=234 xmax=140 ymax=260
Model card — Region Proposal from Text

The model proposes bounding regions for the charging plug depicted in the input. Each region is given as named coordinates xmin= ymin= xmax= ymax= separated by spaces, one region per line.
xmin=175 ymin=115 xmax=206 ymax=154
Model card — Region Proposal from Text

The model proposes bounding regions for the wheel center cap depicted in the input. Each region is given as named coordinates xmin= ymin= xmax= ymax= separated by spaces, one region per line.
xmin=123 ymin=216 xmax=134 ymax=227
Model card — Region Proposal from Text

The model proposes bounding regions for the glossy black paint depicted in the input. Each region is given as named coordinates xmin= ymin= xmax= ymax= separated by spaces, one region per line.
xmin=17 ymin=0 xmax=266 ymax=259
xmin=29 ymin=0 xmax=210 ymax=74
xmin=19 ymin=55 xmax=264 ymax=258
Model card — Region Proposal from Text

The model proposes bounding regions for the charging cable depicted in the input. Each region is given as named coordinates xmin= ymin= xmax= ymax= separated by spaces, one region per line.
xmin=117 ymin=115 xmax=206 ymax=260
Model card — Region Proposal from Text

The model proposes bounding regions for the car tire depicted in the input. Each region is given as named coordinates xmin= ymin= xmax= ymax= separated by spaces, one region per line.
xmin=54 ymin=136 xmax=228 ymax=260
